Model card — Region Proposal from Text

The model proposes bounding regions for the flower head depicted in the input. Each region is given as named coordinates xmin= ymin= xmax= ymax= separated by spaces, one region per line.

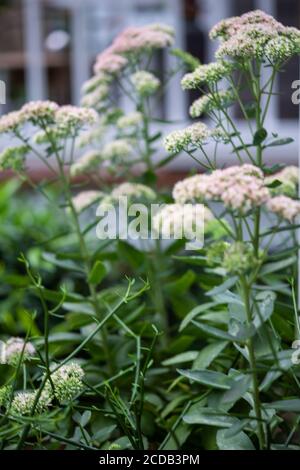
xmin=173 ymin=164 xmax=269 ymax=213
xmin=152 ymin=203 xmax=213 ymax=241
xmin=94 ymin=48 xmax=128 ymax=75
xmin=55 ymin=105 xmax=98 ymax=130
xmin=70 ymin=150 xmax=102 ymax=177
xmin=117 ymin=111 xmax=143 ymax=129
xmin=130 ymin=71 xmax=160 ymax=96
xmin=81 ymin=73 xmax=112 ymax=95
xmin=266 ymin=195 xmax=300 ymax=222
xmin=21 ymin=100 xmax=59 ymax=122
xmin=210 ymin=9 xmax=300 ymax=61
xmin=80 ymin=84 xmax=109 ymax=109
xmin=0 ymin=146 xmax=28 ymax=171
xmin=189 ymin=89 xmax=234 ymax=118
xmin=10 ymin=390 xmax=51 ymax=416
xmin=0 ymin=111 xmax=26 ymax=134
xmin=181 ymin=62 xmax=233 ymax=89
xmin=49 ymin=363 xmax=84 ymax=404
xmin=111 ymin=182 xmax=156 ymax=201
xmin=72 ymin=190 xmax=103 ymax=213
xmin=1 ymin=337 xmax=35 ymax=367
xmin=102 ymin=139 xmax=133 ymax=163
xmin=265 ymin=166 xmax=299 ymax=196
xmin=164 ymin=122 xmax=221 ymax=153
xmin=111 ymin=23 xmax=174 ymax=56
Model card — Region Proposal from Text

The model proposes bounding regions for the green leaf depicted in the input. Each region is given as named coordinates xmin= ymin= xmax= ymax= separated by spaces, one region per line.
xmin=206 ymin=276 xmax=238 ymax=297
xmin=173 ymin=255 xmax=207 ymax=266
xmin=264 ymin=399 xmax=300 ymax=412
xmin=253 ymin=128 xmax=267 ymax=145
xmin=80 ymin=410 xmax=92 ymax=427
xmin=253 ymin=290 xmax=275 ymax=328
xmin=217 ymin=428 xmax=255 ymax=450
xmin=162 ymin=351 xmax=199 ymax=366
xmin=43 ymin=252 xmax=84 ymax=272
xmin=221 ymin=375 xmax=251 ymax=405
xmin=183 ymin=405 xmax=234 ymax=427
xmin=192 ymin=320 xmax=243 ymax=342
xmin=88 ymin=260 xmax=107 ymax=285
xmin=180 ymin=302 xmax=219 ymax=331
xmin=177 ymin=369 xmax=233 ymax=390
xmin=165 ymin=270 xmax=196 ymax=295
xmin=260 ymin=256 xmax=296 ymax=275
xmin=264 ymin=137 xmax=294 ymax=147
xmin=193 ymin=341 xmax=228 ymax=369
xmin=160 ymin=422 xmax=192 ymax=450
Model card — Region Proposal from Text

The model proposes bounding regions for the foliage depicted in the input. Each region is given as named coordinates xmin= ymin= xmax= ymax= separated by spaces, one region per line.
xmin=0 ymin=11 xmax=299 ymax=450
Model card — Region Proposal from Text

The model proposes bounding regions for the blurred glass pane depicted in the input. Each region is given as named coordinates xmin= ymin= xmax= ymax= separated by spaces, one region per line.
xmin=0 ymin=1 xmax=26 ymax=110
xmin=276 ymin=0 xmax=299 ymax=119
xmin=42 ymin=4 xmax=71 ymax=104
xmin=183 ymin=0 xmax=206 ymax=113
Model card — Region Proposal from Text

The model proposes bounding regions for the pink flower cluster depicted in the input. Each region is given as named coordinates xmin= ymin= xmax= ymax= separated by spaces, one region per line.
xmin=93 ymin=23 xmax=174 ymax=76
xmin=173 ymin=164 xmax=269 ymax=213
xmin=210 ymin=10 xmax=285 ymax=41
xmin=266 ymin=196 xmax=300 ymax=222
xmin=210 ymin=9 xmax=300 ymax=60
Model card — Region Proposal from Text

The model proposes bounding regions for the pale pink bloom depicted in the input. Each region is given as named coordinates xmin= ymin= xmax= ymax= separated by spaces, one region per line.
xmin=94 ymin=48 xmax=128 ymax=75
xmin=0 ymin=110 xmax=25 ymax=134
xmin=21 ymin=100 xmax=59 ymax=121
xmin=173 ymin=164 xmax=269 ymax=212
xmin=266 ymin=195 xmax=300 ymax=222
xmin=72 ymin=190 xmax=103 ymax=213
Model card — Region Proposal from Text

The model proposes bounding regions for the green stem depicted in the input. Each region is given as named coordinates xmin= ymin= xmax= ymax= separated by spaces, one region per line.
xmin=240 ymin=276 xmax=265 ymax=450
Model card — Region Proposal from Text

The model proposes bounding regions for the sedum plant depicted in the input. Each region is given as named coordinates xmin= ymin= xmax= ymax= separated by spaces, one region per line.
xmin=161 ymin=9 xmax=300 ymax=450
xmin=0 ymin=10 xmax=299 ymax=451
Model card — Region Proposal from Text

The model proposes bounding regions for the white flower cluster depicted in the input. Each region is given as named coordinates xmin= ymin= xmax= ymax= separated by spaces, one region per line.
xmin=0 ymin=146 xmax=28 ymax=171
xmin=10 ymin=390 xmax=51 ymax=416
xmin=0 ymin=337 xmax=35 ymax=367
xmin=164 ymin=123 xmax=223 ymax=153
xmin=265 ymin=165 xmax=299 ymax=196
xmin=152 ymin=203 xmax=213 ymax=240
xmin=102 ymin=139 xmax=133 ymax=162
xmin=111 ymin=182 xmax=156 ymax=200
xmin=0 ymin=102 xmax=98 ymax=142
xmin=117 ymin=111 xmax=143 ymax=129
xmin=80 ymin=84 xmax=109 ymax=109
xmin=70 ymin=150 xmax=102 ymax=177
xmin=266 ymin=195 xmax=300 ymax=222
xmin=21 ymin=100 xmax=59 ymax=121
xmin=0 ymin=101 xmax=58 ymax=135
xmin=0 ymin=110 xmax=26 ymax=134
xmin=47 ymin=363 xmax=84 ymax=404
xmin=189 ymin=89 xmax=234 ymax=118
xmin=55 ymin=105 xmax=98 ymax=130
xmin=81 ymin=73 xmax=112 ymax=95
xmin=80 ymin=23 xmax=172 ymax=112
xmin=210 ymin=9 xmax=300 ymax=61
xmin=72 ymin=190 xmax=103 ymax=213
xmin=130 ymin=71 xmax=160 ymax=96
xmin=181 ymin=62 xmax=233 ymax=90
xmin=173 ymin=164 xmax=269 ymax=213
xmin=93 ymin=23 xmax=173 ymax=76
xmin=8 ymin=363 xmax=85 ymax=416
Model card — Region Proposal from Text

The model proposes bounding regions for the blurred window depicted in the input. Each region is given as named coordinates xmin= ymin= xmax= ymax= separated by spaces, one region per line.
xmin=276 ymin=0 xmax=300 ymax=119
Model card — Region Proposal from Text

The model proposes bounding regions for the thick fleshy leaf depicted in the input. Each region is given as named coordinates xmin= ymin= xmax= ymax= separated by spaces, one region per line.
xmin=178 ymin=369 xmax=233 ymax=390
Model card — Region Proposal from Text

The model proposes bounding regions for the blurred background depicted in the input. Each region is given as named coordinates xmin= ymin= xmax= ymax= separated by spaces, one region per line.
xmin=0 ymin=0 xmax=299 ymax=173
